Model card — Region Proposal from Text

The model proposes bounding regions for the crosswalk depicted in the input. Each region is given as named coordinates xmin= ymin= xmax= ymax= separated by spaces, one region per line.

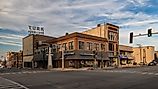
xmin=90 ymin=69 xmax=158 ymax=76
xmin=0 ymin=70 xmax=50 ymax=76
xmin=0 ymin=77 xmax=28 ymax=89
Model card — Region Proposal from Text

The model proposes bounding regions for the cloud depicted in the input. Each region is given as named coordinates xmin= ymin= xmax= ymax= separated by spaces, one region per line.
xmin=0 ymin=41 xmax=22 ymax=47
xmin=1 ymin=0 xmax=158 ymax=54
xmin=0 ymin=34 xmax=24 ymax=40
xmin=119 ymin=19 xmax=158 ymax=27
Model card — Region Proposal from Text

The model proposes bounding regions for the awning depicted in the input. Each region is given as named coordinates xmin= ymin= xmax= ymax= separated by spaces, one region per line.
xmin=23 ymin=56 xmax=33 ymax=62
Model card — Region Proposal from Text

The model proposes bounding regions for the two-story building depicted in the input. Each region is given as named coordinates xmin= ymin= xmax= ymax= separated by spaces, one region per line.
xmin=34 ymin=32 xmax=109 ymax=68
xmin=119 ymin=45 xmax=134 ymax=67
xmin=23 ymin=23 xmax=119 ymax=68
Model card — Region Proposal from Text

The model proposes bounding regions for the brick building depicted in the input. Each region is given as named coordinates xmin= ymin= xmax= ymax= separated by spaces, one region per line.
xmin=34 ymin=32 xmax=109 ymax=68
xmin=23 ymin=34 xmax=55 ymax=68
xmin=119 ymin=45 xmax=134 ymax=67
xmin=23 ymin=23 xmax=119 ymax=68
xmin=82 ymin=23 xmax=119 ymax=66
xmin=6 ymin=51 xmax=23 ymax=68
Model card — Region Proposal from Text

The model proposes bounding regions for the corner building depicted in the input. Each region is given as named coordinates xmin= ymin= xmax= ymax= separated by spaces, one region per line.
xmin=82 ymin=23 xmax=119 ymax=66
xmin=40 ymin=32 xmax=109 ymax=68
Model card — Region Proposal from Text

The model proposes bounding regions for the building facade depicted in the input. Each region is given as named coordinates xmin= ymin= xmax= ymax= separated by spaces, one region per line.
xmin=82 ymin=23 xmax=119 ymax=66
xmin=34 ymin=32 xmax=109 ymax=68
xmin=133 ymin=46 xmax=155 ymax=65
xmin=23 ymin=34 xmax=55 ymax=68
xmin=119 ymin=45 xmax=134 ymax=67
xmin=6 ymin=51 xmax=23 ymax=68
xmin=23 ymin=23 xmax=119 ymax=68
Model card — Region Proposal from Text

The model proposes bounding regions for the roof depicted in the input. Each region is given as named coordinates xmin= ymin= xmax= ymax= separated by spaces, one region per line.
xmin=23 ymin=34 xmax=56 ymax=40
xmin=106 ymin=23 xmax=119 ymax=28
xmin=46 ymin=32 xmax=107 ymax=43
xmin=83 ymin=23 xmax=119 ymax=33
xmin=119 ymin=45 xmax=133 ymax=52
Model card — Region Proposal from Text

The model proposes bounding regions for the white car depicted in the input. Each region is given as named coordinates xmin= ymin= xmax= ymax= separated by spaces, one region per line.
xmin=0 ymin=66 xmax=4 ymax=68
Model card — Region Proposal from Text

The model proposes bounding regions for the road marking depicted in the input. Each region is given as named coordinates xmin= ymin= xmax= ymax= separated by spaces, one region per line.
xmin=0 ymin=71 xmax=50 ymax=75
xmin=0 ymin=77 xmax=29 ymax=89
xmin=154 ymin=73 xmax=158 ymax=75
xmin=11 ymin=73 xmax=16 ymax=74
xmin=141 ymin=72 xmax=148 ymax=74
xmin=22 ymin=71 xmax=28 ymax=73
xmin=5 ymin=73 xmax=11 ymax=75
xmin=17 ymin=72 xmax=22 ymax=74
xmin=148 ymin=73 xmax=154 ymax=75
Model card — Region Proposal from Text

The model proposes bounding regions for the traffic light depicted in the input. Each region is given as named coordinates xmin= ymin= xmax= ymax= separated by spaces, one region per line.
xmin=148 ymin=29 xmax=152 ymax=37
xmin=129 ymin=32 xmax=133 ymax=43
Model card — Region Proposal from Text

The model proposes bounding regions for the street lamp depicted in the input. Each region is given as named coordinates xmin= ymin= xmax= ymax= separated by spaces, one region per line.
xmin=38 ymin=41 xmax=52 ymax=70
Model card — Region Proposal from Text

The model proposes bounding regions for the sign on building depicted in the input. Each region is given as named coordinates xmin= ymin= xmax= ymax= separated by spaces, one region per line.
xmin=28 ymin=25 xmax=44 ymax=35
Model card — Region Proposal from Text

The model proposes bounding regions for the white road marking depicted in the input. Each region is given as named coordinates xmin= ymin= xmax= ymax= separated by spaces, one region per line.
xmin=11 ymin=73 xmax=16 ymax=74
xmin=0 ymin=71 xmax=49 ymax=75
xmin=148 ymin=73 xmax=154 ymax=75
xmin=141 ymin=72 xmax=148 ymax=74
xmin=0 ymin=77 xmax=29 ymax=89
xmin=154 ymin=73 xmax=158 ymax=75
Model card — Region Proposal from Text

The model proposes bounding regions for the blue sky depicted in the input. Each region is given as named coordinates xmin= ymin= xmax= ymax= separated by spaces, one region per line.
xmin=1 ymin=0 xmax=158 ymax=56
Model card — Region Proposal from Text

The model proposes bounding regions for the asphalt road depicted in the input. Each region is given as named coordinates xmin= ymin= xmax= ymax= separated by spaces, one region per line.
xmin=1 ymin=66 xmax=158 ymax=89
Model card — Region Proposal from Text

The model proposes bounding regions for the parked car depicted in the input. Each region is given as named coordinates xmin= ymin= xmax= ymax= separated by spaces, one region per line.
xmin=0 ymin=66 xmax=4 ymax=68
xmin=148 ymin=61 xmax=157 ymax=66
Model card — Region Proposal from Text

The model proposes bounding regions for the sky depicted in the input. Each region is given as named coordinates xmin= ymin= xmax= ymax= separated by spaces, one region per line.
xmin=1 ymin=0 xmax=158 ymax=56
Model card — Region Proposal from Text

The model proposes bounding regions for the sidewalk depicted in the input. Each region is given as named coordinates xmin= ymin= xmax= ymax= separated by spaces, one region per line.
xmin=50 ymin=68 xmax=91 ymax=72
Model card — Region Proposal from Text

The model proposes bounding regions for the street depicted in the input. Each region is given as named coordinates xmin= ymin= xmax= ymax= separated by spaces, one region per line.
xmin=0 ymin=66 xmax=158 ymax=89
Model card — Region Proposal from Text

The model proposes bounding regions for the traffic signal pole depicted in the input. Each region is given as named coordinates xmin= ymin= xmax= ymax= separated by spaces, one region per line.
xmin=129 ymin=29 xmax=158 ymax=43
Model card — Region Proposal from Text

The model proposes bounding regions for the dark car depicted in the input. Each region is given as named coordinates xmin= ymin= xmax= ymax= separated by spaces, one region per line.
xmin=148 ymin=61 xmax=157 ymax=66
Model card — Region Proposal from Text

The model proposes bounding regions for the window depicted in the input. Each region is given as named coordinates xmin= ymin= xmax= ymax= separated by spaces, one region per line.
xmin=108 ymin=31 xmax=117 ymax=41
xmin=116 ymin=44 xmax=118 ymax=51
xmin=94 ymin=43 xmax=99 ymax=51
xmin=52 ymin=44 xmax=56 ymax=52
xmin=63 ymin=43 xmax=67 ymax=50
xmin=57 ymin=44 xmax=61 ymax=51
xmin=109 ymin=43 xmax=114 ymax=51
xmin=79 ymin=41 xmax=84 ymax=49
xmin=101 ymin=44 xmax=105 ymax=51
xmin=69 ymin=41 xmax=74 ymax=50
xmin=87 ymin=42 xmax=93 ymax=50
